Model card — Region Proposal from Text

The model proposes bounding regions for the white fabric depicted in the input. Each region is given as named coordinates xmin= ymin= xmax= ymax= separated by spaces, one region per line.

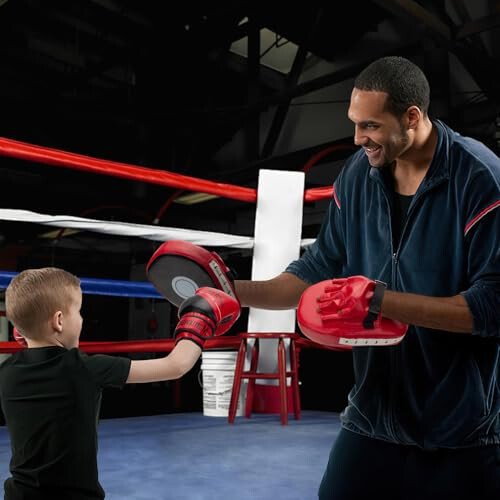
xmin=247 ymin=170 xmax=305 ymax=385
xmin=0 ymin=209 xmax=315 ymax=249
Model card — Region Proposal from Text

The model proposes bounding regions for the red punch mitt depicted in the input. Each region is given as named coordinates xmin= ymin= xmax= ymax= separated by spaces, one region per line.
xmin=297 ymin=276 xmax=408 ymax=348
xmin=146 ymin=240 xmax=237 ymax=307
xmin=13 ymin=327 xmax=28 ymax=348
xmin=174 ymin=287 xmax=241 ymax=348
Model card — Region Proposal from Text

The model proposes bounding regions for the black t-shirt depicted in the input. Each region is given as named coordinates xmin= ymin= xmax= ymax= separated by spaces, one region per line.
xmin=380 ymin=165 xmax=414 ymax=248
xmin=392 ymin=192 xmax=413 ymax=248
xmin=0 ymin=347 xmax=131 ymax=500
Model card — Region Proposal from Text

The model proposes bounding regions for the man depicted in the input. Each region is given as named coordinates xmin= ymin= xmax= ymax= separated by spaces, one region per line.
xmin=234 ymin=56 xmax=499 ymax=499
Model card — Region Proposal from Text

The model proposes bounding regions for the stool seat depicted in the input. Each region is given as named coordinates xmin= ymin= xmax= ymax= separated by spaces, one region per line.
xmin=228 ymin=332 xmax=301 ymax=425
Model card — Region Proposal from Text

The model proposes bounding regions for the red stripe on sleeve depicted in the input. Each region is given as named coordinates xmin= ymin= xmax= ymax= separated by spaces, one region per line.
xmin=332 ymin=185 xmax=341 ymax=210
xmin=464 ymin=200 xmax=500 ymax=236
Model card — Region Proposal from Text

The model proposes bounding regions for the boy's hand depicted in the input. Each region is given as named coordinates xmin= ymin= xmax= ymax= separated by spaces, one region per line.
xmin=174 ymin=287 xmax=240 ymax=348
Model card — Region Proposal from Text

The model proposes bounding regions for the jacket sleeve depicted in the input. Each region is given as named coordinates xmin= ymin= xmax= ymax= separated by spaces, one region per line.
xmin=285 ymin=178 xmax=347 ymax=284
xmin=461 ymin=195 xmax=500 ymax=339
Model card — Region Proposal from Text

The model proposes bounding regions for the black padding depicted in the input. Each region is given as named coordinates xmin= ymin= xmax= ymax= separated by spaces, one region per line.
xmin=147 ymin=254 xmax=215 ymax=306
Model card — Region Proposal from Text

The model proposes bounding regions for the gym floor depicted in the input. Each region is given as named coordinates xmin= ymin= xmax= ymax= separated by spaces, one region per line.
xmin=0 ymin=411 xmax=341 ymax=500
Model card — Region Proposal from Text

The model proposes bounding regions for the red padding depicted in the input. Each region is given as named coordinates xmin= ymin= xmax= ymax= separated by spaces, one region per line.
xmin=304 ymin=186 xmax=334 ymax=202
xmin=0 ymin=137 xmax=340 ymax=204
xmin=0 ymin=137 xmax=257 ymax=203
xmin=0 ymin=336 xmax=336 ymax=354
xmin=0 ymin=337 xmax=242 ymax=354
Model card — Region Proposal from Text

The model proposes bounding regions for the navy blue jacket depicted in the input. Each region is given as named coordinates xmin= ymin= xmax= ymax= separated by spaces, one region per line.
xmin=287 ymin=120 xmax=500 ymax=449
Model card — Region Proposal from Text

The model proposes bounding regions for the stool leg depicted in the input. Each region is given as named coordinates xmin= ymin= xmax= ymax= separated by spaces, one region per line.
xmin=228 ymin=340 xmax=246 ymax=424
xmin=278 ymin=338 xmax=288 ymax=425
xmin=290 ymin=341 xmax=301 ymax=420
xmin=245 ymin=340 xmax=259 ymax=418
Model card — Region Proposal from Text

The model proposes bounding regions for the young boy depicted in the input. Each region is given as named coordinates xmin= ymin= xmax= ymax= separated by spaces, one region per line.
xmin=0 ymin=267 xmax=239 ymax=500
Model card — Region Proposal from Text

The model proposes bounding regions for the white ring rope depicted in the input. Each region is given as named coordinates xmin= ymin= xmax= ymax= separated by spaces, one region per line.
xmin=0 ymin=208 xmax=315 ymax=249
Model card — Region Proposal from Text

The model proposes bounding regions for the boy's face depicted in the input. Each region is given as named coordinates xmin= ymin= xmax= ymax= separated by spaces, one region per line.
xmin=61 ymin=287 xmax=83 ymax=349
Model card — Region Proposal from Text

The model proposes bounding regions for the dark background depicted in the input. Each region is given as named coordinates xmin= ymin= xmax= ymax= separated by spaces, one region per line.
xmin=0 ymin=0 xmax=498 ymax=419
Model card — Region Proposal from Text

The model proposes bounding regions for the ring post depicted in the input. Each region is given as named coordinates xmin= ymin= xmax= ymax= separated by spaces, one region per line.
xmin=247 ymin=169 xmax=305 ymax=413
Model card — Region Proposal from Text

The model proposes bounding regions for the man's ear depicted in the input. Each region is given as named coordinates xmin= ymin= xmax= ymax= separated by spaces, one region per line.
xmin=406 ymin=105 xmax=422 ymax=130
xmin=51 ymin=311 xmax=64 ymax=333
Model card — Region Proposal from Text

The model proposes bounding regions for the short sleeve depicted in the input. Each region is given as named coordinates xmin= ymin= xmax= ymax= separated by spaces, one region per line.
xmin=78 ymin=351 xmax=131 ymax=388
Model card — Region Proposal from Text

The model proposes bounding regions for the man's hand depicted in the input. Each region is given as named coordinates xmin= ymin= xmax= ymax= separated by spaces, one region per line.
xmin=147 ymin=240 xmax=238 ymax=307
xmin=297 ymin=276 xmax=408 ymax=348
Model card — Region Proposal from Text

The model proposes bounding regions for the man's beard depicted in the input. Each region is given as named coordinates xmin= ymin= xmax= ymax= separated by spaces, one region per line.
xmin=381 ymin=121 xmax=410 ymax=168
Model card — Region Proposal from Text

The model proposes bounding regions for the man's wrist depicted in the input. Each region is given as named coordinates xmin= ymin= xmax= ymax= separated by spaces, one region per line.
xmin=363 ymin=280 xmax=387 ymax=329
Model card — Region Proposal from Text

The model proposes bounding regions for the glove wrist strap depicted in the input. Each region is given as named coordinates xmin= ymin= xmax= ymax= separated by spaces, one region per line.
xmin=363 ymin=280 xmax=387 ymax=329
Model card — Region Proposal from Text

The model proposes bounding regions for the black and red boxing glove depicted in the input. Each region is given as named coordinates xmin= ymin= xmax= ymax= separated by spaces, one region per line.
xmin=146 ymin=240 xmax=238 ymax=307
xmin=13 ymin=327 xmax=27 ymax=348
xmin=297 ymin=276 xmax=408 ymax=348
xmin=174 ymin=287 xmax=241 ymax=348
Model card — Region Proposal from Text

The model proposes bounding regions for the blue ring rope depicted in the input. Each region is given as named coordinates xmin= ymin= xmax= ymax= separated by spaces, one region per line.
xmin=0 ymin=271 xmax=163 ymax=299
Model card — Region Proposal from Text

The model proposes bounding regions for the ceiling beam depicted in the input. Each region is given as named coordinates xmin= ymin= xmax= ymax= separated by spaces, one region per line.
xmin=371 ymin=0 xmax=500 ymax=110
xmin=456 ymin=12 xmax=500 ymax=40
xmin=261 ymin=7 xmax=323 ymax=158
xmin=370 ymin=0 xmax=451 ymax=43
xmin=239 ymin=43 xmax=419 ymax=115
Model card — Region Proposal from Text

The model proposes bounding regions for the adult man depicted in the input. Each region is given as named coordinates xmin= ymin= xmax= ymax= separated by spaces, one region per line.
xmin=234 ymin=56 xmax=499 ymax=499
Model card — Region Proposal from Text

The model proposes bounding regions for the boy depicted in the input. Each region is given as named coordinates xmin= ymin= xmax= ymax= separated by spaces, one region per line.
xmin=0 ymin=267 xmax=239 ymax=499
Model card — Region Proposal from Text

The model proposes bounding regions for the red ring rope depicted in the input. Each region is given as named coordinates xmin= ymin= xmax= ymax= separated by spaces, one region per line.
xmin=0 ymin=136 xmax=341 ymax=202
xmin=0 ymin=336 xmax=336 ymax=354
xmin=0 ymin=137 xmax=257 ymax=203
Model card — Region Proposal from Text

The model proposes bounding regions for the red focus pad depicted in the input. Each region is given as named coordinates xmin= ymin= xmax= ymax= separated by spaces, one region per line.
xmin=13 ymin=327 xmax=28 ymax=348
xmin=174 ymin=287 xmax=241 ymax=347
xmin=318 ymin=276 xmax=376 ymax=324
xmin=146 ymin=240 xmax=237 ymax=307
xmin=297 ymin=278 xmax=408 ymax=348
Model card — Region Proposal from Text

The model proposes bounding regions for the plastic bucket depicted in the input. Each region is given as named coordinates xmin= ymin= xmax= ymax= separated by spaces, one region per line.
xmin=200 ymin=351 xmax=244 ymax=417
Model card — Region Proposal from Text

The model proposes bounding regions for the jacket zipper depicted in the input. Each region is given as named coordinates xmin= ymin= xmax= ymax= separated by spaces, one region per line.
xmin=377 ymin=179 xmax=400 ymax=439
xmin=375 ymin=173 xmax=448 ymax=442
xmin=390 ymin=177 xmax=447 ymax=286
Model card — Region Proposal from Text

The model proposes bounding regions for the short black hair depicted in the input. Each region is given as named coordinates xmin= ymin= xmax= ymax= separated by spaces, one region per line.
xmin=354 ymin=56 xmax=430 ymax=117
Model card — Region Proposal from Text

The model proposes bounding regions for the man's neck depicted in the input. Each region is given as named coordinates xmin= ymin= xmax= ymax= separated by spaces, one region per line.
xmin=392 ymin=118 xmax=437 ymax=195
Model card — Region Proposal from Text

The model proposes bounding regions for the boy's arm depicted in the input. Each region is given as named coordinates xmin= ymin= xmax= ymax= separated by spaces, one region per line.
xmin=126 ymin=340 xmax=201 ymax=384
xmin=126 ymin=287 xmax=240 ymax=384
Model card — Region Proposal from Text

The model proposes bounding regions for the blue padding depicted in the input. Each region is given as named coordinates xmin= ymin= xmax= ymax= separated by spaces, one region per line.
xmin=0 ymin=271 xmax=163 ymax=299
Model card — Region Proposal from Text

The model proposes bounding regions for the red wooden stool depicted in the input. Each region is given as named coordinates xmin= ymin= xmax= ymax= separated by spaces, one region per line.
xmin=228 ymin=332 xmax=301 ymax=425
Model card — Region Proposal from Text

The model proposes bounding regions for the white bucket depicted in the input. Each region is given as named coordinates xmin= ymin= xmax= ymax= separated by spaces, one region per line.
xmin=200 ymin=351 xmax=244 ymax=417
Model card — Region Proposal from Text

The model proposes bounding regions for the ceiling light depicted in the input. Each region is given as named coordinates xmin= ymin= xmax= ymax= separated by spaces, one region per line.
xmin=174 ymin=192 xmax=219 ymax=205
xmin=39 ymin=228 xmax=81 ymax=239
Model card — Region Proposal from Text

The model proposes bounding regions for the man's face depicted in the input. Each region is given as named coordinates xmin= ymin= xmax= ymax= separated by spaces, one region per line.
xmin=348 ymin=89 xmax=410 ymax=167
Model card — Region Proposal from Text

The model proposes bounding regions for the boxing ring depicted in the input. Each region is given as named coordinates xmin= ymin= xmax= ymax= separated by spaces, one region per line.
xmin=0 ymin=136 xmax=347 ymax=405
xmin=0 ymin=137 xmax=351 ymax=498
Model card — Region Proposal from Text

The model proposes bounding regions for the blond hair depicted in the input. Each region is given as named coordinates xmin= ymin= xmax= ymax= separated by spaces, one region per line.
xmin=5 ymin=267 xmax=81 ymax=337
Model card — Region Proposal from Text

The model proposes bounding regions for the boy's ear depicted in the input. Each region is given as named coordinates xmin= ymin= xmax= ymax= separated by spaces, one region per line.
xmin=51 ymin=311 xmax=64 ymax=333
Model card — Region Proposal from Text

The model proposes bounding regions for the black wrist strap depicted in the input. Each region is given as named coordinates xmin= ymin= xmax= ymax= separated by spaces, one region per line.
xmin=363 ymin=280 xmax=387 ymax=329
